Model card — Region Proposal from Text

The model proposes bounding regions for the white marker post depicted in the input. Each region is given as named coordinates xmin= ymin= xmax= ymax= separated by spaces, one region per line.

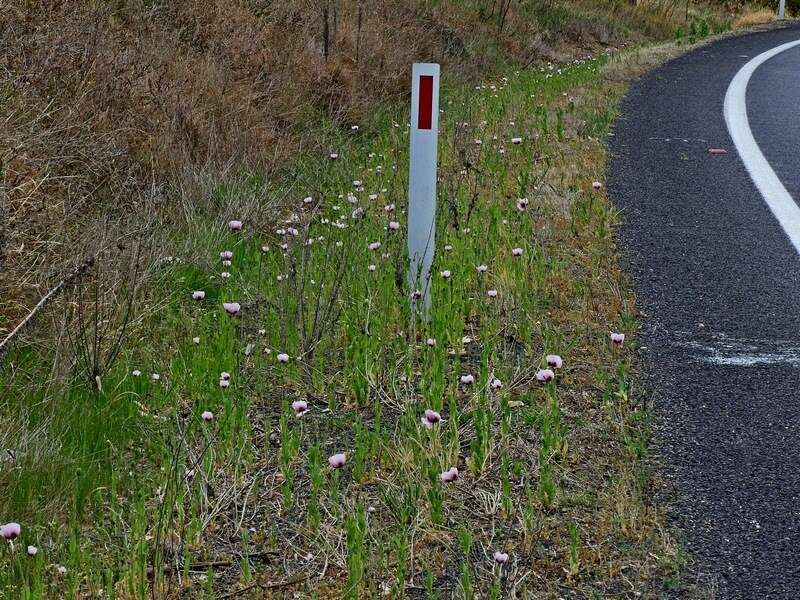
xmin=779 ymin=0 xmax=786 ymax=19
xmin=408 ymin=63 xmax=440 ymax=317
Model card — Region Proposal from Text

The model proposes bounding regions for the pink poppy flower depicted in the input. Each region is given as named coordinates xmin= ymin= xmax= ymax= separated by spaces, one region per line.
xmin=440 ymin=270 xmax=451 ymax=279
xmin=277 ymin=353 xmax=290 ymax=363
xmin=592 ymin=181 xmax=602 ymax=190
xmin=440 ymin=467 xmax=459 ymax=482
xmin=292 ymin=400 xmax=310 ymax=417
xmin=460 ymin=374 xmax=474 ymax=385
xmin=477 ymin=264 xmax=488 ymax=273
xmin=426 ymin=338 xmax=436 ymax=347
xmin=388 ymin=221 xmax=400 ymax=231
xmin=546 ymin=354 xmax=563 ymax=369
xmin=27 ymin=545 xmax=37 ymax=556
xmin=223 ymin=302 xmax=241 ymax=316
xmin=219 ymin=379 xmax=230 ymax=388
xmin=1 ymin=522 xmax=21 ymax=540
xmin=368 ymin=241 xmax=381 ymax=251
xmin=220 ymin=372 xmax=231 ymax=381
xmin=384 ymin=204 xmax=395 ymax=212
xmin=328 ymin=453 xmax=346 ymax=469
xmin=201 ymin=411 xmax=214 ymax=422
xmin=493 ymin=551 xmax=509 ymax=564
xmin=516 ymin=198 xmax=529 ymax=210
xmin=536 ymin=369 xmax=555 ymax=383
xmin=228 ymin=220 xmax=243 ymax=231
xmin=192 ymin=290 xmax=205 ymax=301
xmin=220 ymin=250 xmax=233 ymax=260
xmin=610 ymin=332 xmax=625 ymax=345
xmin=490 ymin=377 xmax=503 ymax=390
xmin=511 ymin=137 xmax=522 ymax=145
xmin=421 ymin=409 xmax=441 ymax=428
xmin=487 ymin=289 xmax=498 ymax=298
xmin=512 ymin=247 xmax=523 ymax=257
xmin=330 ymin=152 xmax=339 ymax=160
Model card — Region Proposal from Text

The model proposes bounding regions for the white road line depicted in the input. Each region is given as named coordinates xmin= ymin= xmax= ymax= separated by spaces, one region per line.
xmin=724 ymin=39 xmax=800 ymax=255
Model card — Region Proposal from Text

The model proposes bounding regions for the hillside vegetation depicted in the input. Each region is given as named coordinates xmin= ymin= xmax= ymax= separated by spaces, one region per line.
xmin=1 ymin=0 xmax=738 ymax=331
xmin=0 ymin=1 xmax=770 ymax=598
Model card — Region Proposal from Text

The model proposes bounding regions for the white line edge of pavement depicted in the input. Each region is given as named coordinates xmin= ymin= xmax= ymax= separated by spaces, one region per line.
xmin=724 ymin=38 xmax=800 ymax=255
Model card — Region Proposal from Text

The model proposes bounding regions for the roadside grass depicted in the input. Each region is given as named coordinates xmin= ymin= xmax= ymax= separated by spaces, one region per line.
xmin=1 ymin=39 xmax=712 ymax=597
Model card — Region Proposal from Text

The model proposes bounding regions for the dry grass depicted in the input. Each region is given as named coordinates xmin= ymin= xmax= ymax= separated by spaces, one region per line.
xmin=733 ymin=8 xmax=776 ymax=28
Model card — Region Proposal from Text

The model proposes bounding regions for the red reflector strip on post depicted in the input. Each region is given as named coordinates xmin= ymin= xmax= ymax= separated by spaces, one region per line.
xmin=418 ymin=75 xmax=433 ymax=130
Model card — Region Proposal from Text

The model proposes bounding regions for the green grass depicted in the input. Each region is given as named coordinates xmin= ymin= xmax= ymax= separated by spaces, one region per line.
xmin=1 ymin=49 xmax=682 ymax=598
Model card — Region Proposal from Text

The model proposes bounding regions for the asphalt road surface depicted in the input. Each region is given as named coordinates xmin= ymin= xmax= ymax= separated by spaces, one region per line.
xmin=610 ymin=24 xmax=800 ymax=599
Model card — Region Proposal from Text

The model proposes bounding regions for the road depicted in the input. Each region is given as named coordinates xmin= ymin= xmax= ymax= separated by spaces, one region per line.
xmin=610 ymin=24 xmax=800 ymax=599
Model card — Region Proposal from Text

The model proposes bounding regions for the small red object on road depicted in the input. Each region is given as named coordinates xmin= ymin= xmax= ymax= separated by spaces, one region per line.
xmin=708 ymin=148 xmax=728 ymax=155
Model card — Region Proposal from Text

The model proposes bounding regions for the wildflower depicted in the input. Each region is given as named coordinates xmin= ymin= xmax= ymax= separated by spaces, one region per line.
xmin=516 ymin=197 xmax=529 ymax=210
xmin=368 ymin=264 xmax=376 ymax=272
xmin=487 ymin=289 xmax=498 ymax=298
xmin=460 ymin=374 xmax=475 ymax=385
xmin=477 ymin=264 xmax=488 ymax=273
xmin=493 ymin=551 xmax=509 ymax=564
xmin=536 ymin=369 xmax=555 ymax=383
xmin=592 ymin=181 xmax=603 ymax=190
xmin=201 ymin=411 xmax=214 ymax=422
xmin=287 ymin=227 xmax=299 ymax=236
xmin=220 ymin=250 xmax=233 ymax=260
xmin=330 ymin=152 xmax=339 ymax=160
xmin=192 ymin=290 xmax=205 ymax=301
xmin=490 ymin=377 xmax=503 ymax=390
xmin=151 ymin=373 xmax=160 ymax=381
xmin=546 ymin=354 xmax=563 ymax=369
xmin=384 ymin=203 xmax=395 ymax=212
xmin=303 ymin=196 xmax=313 ymax=204
xmin=219 ymin=379 xmax=230 ymax=389
xmin=228 ymin=220 xmax=243 ymax=231
xmin=426 ymin=338 xmax=436 ymax=347
xmin=277 ymin=353 xmax=290 ymax=363
xmin=222 ymin=260 xmax=232 ymax=267
xmin=27 ymin=545 xmax=37 ymax=556
xmin=0 ymin=523 xmax=21 ymax=540
xmin=193 ymin=337 xmax=200 ymax=344
xmin=132 ymin=369 xmax=142 ymax=377
xmin=412 ymin=290 xmax=423 ymax=300
xmin=440 ymin=467 xmax=459 ymax=482
xmin=57 ymin=566 xmax=67 ymax=576
xmin=368 ymin=241 xmax=381 ymax=251
xmin=388 ymin=221 xmax=400 ymax=231
xmin=512 ymin=247 xmax=523 ymax=256
xmin=223 ymin=302 xmax=241 ymax=316
xmin=221 ymin=272 xmax=231 ymax=279
xmin=353 ymin=180 xmax=362 ymax=187
xmin=328 ymin=453 xmax=346 ymax=469
xmin=511 ymin=137 xmax=522 ymax=144
xmin=610 ymin=332 xmax=625 ymax=345
xmin=421 ymin=409 xmax=441 ymax=429
xmin=292 ymin=400 xmax=310 ymax=417
xmin=440 ymin=270 xmax=451 ymax=279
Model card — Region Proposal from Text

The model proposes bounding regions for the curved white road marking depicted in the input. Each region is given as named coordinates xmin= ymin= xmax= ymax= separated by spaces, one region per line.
xmin=724 ymin=39 xmax=800 ymax=254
